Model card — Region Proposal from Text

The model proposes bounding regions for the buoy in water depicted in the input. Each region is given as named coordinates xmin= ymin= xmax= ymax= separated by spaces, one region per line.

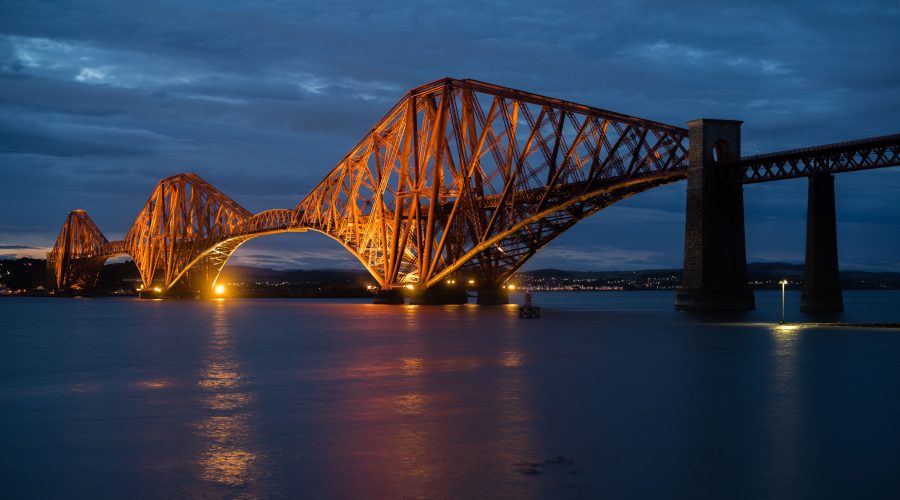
xmin=518 ymin=291 xmax=541 ymax=319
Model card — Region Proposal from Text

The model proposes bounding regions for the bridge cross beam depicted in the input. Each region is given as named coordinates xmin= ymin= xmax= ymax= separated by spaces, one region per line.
xmin=675 ymin=119 xmax=755 ymax=310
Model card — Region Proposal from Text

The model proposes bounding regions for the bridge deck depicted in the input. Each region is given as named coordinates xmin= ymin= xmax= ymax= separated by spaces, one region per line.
xmin=725 ymin=133 xmax=900 ymax=184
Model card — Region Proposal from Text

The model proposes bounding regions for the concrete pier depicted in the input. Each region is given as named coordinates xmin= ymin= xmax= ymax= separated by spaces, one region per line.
xmin=372 ymin=288 xmax=406 ymax=304
xmin=408 ymin=285 xmax=469 ymax=305
xmin=476 ymin=286 xmax=509 ymax=305
xmin=675 ymin=119 xmax=755 ymax=310
xmin=801 ymin=174 xmax=843 ymax=312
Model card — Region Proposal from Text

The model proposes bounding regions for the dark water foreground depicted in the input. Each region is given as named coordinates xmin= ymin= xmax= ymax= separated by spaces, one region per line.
xmin=1 ymin=291 xmax=899 ymax=499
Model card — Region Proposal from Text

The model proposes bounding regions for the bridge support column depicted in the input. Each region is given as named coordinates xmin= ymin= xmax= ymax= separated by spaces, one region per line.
xmin=675 ymin=119 xmax=755 ymax=310
xmin=476 ymin=285 xmax=509 ymax=305
xmin=801 ymin=174 xmax=843 ymax=312
xmin=409 ymin=285 xmax=469 ymax=305
xmin=373 ymin=288 xmax=406 ymax=304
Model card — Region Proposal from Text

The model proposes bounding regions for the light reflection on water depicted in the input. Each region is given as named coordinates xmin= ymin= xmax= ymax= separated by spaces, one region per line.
xmin=2 ymin=291 xmax=900 ymax=498
xmin=765 ymin=322 xmax=802 ymax=493
xmin=311 ymin=303 xmax=541 ymax=499
xmin=194 ymin=300 xmax=263 ymax=492
xmin=134 ymin=379 xmax=170 ymax=390
xmin=771 ymin=323 xmax=802 ymax=384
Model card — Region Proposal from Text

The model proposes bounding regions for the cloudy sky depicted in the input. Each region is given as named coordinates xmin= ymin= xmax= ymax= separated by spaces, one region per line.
xmin=1 ymin=0 xmax=898 ymax=271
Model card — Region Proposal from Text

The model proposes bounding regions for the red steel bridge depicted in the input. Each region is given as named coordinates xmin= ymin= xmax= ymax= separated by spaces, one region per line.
xmin=48 ymin=78 xmax=900 ymax=309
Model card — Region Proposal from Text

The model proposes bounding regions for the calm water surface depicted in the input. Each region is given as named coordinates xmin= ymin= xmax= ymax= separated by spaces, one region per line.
xmin=2 ymin=291 xmax=899 ymax=499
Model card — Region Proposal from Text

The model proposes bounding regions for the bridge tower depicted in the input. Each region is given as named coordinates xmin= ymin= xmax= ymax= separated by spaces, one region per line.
xmin=675 ymin=119 xmax=755 ymax=310
xmin=800 ymin=174 xmax=843 ymax=311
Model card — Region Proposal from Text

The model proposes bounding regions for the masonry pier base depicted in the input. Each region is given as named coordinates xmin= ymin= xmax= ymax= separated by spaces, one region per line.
xmin=675 ymin=119 xmax=755 ymax=311
xmin=372 ymin=288 xmax=406 ymax=304
xmin=476 ymin=286 xmax=509 ymax=305
xmin=408 ymin=285 xmax=469 ymax=305
xmin=800 ymin=174 xmax=843 ymax=312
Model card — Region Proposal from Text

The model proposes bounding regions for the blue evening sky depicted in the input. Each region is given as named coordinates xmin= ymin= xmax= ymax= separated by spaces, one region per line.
xmin=1 ymin=0 xmax=898 ymax=271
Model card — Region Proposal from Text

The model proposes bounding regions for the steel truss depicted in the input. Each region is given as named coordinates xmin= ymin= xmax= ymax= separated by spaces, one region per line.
xmin=295 ymin=78 xmax=689 ymax=288
xmin=49 ymin=78 xmax=694 ymax=291
xmin=48 ymin=210 xmax=111 ymax=289
xmin=723 ymin=133 xmax=900 ymax=184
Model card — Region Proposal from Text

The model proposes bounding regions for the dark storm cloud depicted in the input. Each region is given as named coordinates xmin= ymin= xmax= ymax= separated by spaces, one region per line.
xmin=0 ymin=0 xmax=898 ymax=270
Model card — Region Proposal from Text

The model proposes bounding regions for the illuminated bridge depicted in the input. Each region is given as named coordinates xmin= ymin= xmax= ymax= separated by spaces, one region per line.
xmin=48 ymin=78 xmax=900 ymax=309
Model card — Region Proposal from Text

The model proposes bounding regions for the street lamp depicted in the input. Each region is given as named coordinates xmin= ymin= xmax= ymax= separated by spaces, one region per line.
xmin=779 ymin=279 xmax=788 ymax=324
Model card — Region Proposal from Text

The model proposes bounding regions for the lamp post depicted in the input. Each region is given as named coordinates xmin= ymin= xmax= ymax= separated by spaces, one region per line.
xmin=779 ymin=280 xmax=788 ymax=324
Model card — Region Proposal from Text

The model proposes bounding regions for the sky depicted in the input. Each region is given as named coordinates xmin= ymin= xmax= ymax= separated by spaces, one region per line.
xmin=1 ymin=0 xmax=898 ymax=272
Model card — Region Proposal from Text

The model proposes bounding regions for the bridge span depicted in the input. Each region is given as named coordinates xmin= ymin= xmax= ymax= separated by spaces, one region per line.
xmin=48 ymin=78 xmax=900 ymax=309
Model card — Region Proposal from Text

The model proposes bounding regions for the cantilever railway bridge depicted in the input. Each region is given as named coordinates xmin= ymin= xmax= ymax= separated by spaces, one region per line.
xmin=48 ymin=78 xmax=900 ymax=308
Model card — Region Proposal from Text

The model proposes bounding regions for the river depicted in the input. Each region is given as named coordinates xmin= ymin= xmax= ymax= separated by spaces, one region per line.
xmin=1 ymin=290 xmax=899 ymax=499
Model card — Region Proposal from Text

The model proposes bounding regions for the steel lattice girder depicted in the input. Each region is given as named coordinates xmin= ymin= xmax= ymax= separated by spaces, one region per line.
xmin=47 ymin=210 xmax=111 ymax=289
xmin=46 ymin=79 xmax=695 ymax=291
xmin=294 ymin=78 xmax=689 ymax=288
xmin=51 ymin=79 xmax=895 ymax=293
xmin=721 ymin=133 xmax=900 ymax=185
xmin=122 ymin=173 xmax=253 ymax=289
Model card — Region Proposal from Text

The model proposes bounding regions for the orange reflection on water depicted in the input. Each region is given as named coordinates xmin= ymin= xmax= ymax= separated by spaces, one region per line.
xmin=331 ymin=355 xmax=490 ymax=381
xmin=196 ymin=414 xmax=251 ymax=441
xmin=193 ymin=300 xmax=262 ymax=492
xmin=198 ymin=362 xmax=241 ymax=391
xmin=204 ymin=391 xmax=254 ymax=412
xmin=134 ymin=379 xmax=170 ymax=390
xmin=500 ymin=351 xmax=525 ymax=368
xmin=198 ymin=446 xmax=258 ymax=487
xmin=392 ymin=393 xmax=427 ymax=416
xmin=317 ymin=305 xmax=540 ymax=499
xmin=336 ymin=363 xmax=407 ymax=379
xmin=401 ymin=358 xmax=423 ymax=376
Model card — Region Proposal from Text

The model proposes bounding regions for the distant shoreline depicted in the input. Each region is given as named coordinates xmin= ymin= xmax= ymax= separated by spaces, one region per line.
xmin=4 ymin=288 xmax=900 ymax=300
xmin=3 ymin=258 xmax=900 ymax=295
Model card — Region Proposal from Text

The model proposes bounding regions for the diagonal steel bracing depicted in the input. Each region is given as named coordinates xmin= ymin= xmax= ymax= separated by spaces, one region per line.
xmin=293 ymin=78 xmax=690 ymax=289
xmin=50 ymin=79 xmax=900 ymax=294
xmin=722 ymin=133 xmax=900 ymax=184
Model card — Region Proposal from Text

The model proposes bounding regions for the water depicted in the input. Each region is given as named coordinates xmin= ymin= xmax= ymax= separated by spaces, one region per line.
xmin=1 ymin=291 xmax=899 ymax=499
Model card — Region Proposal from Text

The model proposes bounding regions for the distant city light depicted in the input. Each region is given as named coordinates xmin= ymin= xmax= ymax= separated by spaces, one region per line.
xmin=214 ymin=284 xmax=226 ymax=295
xmin=153 ymin=287 xmax=161 ymax=293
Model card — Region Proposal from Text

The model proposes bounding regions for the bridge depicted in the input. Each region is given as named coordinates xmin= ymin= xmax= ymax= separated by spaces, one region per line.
xmin=47 ymin=78 xmax=900 ymax=310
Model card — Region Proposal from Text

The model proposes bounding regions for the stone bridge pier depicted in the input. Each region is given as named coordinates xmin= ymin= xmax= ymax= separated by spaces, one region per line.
xmin=675 ymin=119 xmax=755 ymax=310
xmin=801 ymin=173 xmax=843 ymax=312
xmin=675 ymin=119 xmax=846 ymax=312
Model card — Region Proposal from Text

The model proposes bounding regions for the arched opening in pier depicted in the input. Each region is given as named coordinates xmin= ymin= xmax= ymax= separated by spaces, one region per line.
xmin=711 ymin=139 xmax=730 ymax=163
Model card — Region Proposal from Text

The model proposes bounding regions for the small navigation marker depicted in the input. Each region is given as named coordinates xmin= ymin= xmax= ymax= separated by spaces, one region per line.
xmin=519 ymin=291 xmax=541 ymax=319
